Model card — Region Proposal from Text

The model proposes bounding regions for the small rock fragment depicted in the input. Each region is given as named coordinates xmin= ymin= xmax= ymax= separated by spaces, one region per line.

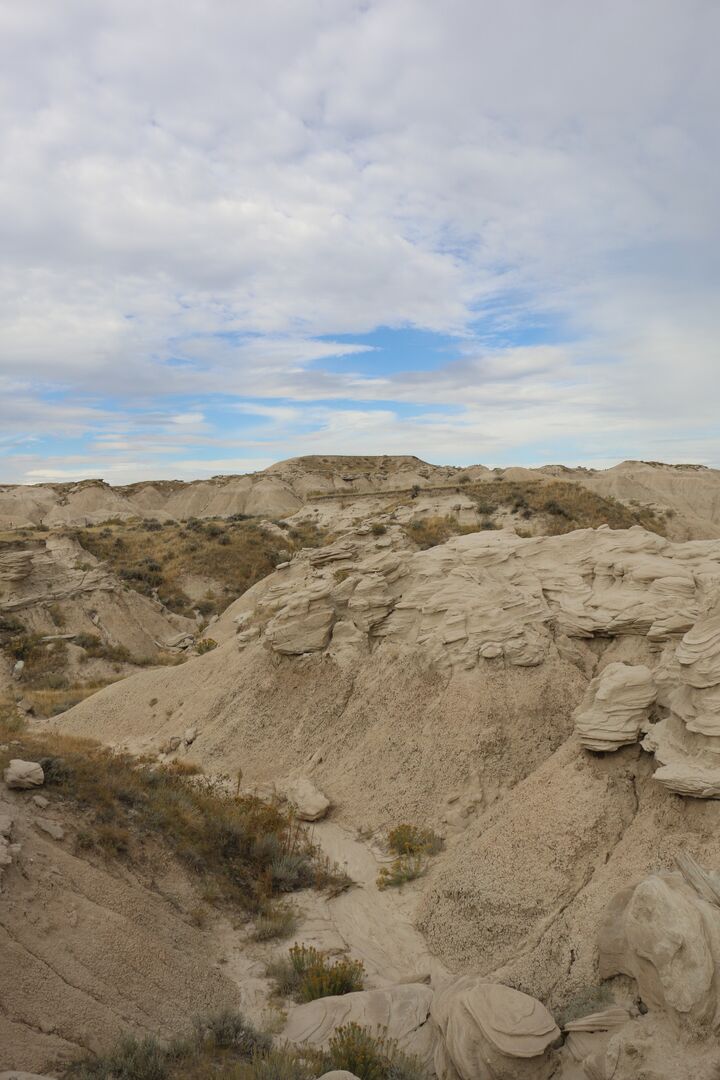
xmin=35 ymin=818 xmax=65 ymax=841
xmin=32 ymin=794 xmax=50 ymax=809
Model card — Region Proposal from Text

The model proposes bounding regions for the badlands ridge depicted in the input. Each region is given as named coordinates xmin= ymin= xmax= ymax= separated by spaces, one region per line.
xmin=4 ymin=456 xmax=720 ymax=1079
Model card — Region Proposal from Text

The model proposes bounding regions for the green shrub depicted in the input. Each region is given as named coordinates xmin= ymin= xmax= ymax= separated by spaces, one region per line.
xmin=193 ymin=1009 xmax=271 ymax=1055
xmin=325 ymin=1022 xmax=424 ymax=1080
xmin=251 ymin=902 xmax=299 ymax=941
xmin=63 ymin=1033 xmax=170 ymax=1080
xmin=196 ymin=638 xmax=218 ymax=654
xmin=267 ymin=944 xmax=365 ymax=1002
xmin=386 ymin=824 xmax=444 ymax=857
xmin=376 ymin=856 xmax=427 ymax=890
xmin=62 ymin=1010 xmax=270 ymax=1080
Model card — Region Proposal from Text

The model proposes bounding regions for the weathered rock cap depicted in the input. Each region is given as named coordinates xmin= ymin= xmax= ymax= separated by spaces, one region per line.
xmin=3 ymin=759 xmax=44 ymax=790
xmin=469 ymin=981 xmax=559 ymax=1058
xmin=432 ymin=976 xmax=560 ymax=1080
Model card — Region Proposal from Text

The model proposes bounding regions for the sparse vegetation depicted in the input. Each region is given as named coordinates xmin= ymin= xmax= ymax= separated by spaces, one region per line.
xmin=376 ymin=824 xmax=444 ymax=890
xmin=250 ymin=901 xmax=299 ymax=942
xmin=386 ymin=823 xmax=444 ymax=857
xmin=0 ymin=726 xmax=347 ymax=916
xmin=399 ymin=480 xmax=666 ymax=549
xmin=465 ymin=479 xmax=666 ymax=537
xmin=70 ymin=517 xmax=328 ymax=618
xmin=62 ymin=1009 xmax=271 ymax=1080
xmin=196 ymin=638 xmax=218 ymax=655
xmin=62 ymin=1017 xmax=423 ymax=1080
xmin=376 ymin=854 xmax=427 ymax=890
xmin=267 ymin=944 xmax=365 ymax=1002
xmin=404 ymin=515 xmax=491 ymax=550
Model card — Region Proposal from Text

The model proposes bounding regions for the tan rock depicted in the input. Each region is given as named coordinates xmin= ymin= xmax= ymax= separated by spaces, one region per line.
xmin=431 ymin=976 xmax=560 ymax=1080
xmin=284 ymin=777 xmax=330 ymax=821
xmin=598 ymin=868 xmax=720 ymax=1025
xmin=3 ymin=760 xmax=44 ymax=790
xmin=574 ymin=662 xmax=656 ymax=752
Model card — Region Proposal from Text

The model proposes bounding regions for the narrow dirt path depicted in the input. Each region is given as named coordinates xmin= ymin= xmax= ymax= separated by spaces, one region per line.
xmin=293 ymin=821 xmax=449 ymax=988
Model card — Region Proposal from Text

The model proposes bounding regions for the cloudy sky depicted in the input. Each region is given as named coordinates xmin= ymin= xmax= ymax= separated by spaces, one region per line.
xmin=1 ymin=1 xmax=718 ymax=483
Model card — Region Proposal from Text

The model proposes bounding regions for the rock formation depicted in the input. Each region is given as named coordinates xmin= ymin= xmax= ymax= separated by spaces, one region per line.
xmin=430 ymin=977 xmax=559 ymax=1080
xmin=599 ymin=855 xmax=720 ymax=1026
xmin=574 ymin=662 xmax=656 ymax=751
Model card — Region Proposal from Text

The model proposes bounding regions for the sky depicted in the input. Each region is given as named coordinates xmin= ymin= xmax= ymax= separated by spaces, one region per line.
xmin=1 ymin=0 xmax=719 ymax=484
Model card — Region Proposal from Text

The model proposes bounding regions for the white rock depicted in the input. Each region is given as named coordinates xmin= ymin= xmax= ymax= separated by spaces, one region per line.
xmin=3 ymin=759 xmax=44 ymax=789
xmin=284 ymin=776 xmax=330 ymax=821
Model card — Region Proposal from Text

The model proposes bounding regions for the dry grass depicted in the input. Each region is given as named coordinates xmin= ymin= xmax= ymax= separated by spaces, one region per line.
xmin=69 ymin=517 xmax=327 ymax=618
xmin=0 ymin=725 xmax=347 ymax=915
xmin=403 ymin=515 xmax=494 ymax=550
xmin=376 ymin=823 xmax=444 ymax=890
xmin=267 ymin=944 xmax=365 ymax=1002
xmin=62 ymin=1016 xmax=424 ymax=1080
xmin=469 ymin=478 xmax=667 ymax=536
xmin=386 ymin=823 xmax=444 ymax=857
xmin=400 ymin=480 xmax=667 ymax=550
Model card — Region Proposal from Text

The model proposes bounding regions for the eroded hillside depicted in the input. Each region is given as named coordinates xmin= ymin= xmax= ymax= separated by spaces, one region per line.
xmin=5 ymin=459 xmax=720 ymax=1079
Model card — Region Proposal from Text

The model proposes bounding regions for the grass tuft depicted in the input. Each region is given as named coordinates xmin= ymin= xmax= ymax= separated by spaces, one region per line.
xmin=267 ymin=944 xmax=365 ymax=1002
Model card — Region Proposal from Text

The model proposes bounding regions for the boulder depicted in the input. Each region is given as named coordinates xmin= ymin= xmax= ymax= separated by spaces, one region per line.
xmin=598 ymin=859 xmax=720 ymax=1026
xmin=3 ymin=759 xmax=44 ymax=790
xmin=284 ymin=776 xmax=331 ymax=822
xmin=430 ymin=977 xmax=559 ymax=1080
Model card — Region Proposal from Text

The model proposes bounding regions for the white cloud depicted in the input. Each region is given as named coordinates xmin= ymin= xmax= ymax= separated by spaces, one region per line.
xmin=0 ymin=0 xmax=719 ymax=478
